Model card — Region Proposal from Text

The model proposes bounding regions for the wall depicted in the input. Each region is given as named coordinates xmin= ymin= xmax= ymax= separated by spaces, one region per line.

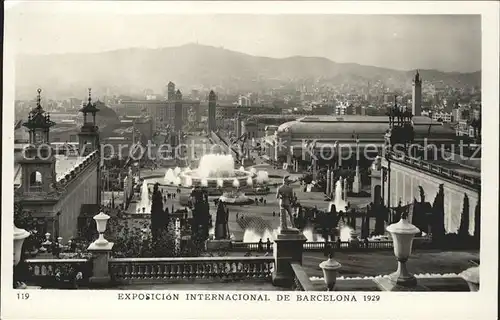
xmin=382 ymin=159 xmax=479 ymax=235
xmin=54 ymin=161 xmax=99 ymax=240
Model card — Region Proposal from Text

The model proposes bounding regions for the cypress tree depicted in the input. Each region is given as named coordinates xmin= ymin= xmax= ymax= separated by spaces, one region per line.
xmin=150 ymin=183 xmax=164 ymax=246
xmin=431 ymin=184 xmax=446 ymax=246
xmin=457 ymin=194 xmax=470 ymax=246
xmin=473 ymin=200 xmax=481 ymax=248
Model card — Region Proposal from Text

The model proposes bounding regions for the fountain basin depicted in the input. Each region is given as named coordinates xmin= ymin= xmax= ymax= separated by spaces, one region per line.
xmin=179 ymin=168 xmax=255 ymax=188
xmin=219 ymin=192 xmax=253 ymax=205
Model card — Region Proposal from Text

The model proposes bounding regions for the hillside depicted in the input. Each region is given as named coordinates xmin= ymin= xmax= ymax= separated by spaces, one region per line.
xmin=15 ymin=43 xmax=480 ymax=99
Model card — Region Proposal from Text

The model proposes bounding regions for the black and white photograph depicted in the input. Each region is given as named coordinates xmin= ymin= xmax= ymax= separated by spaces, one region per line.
xmin=2 ymin=1 xmax=498 ymax=320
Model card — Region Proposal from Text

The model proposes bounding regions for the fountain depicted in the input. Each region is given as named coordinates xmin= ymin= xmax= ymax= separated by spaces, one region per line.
xmin=137 ymin=181 xmax=151 ymax=213
xmin=243 ymin=226 xmax=326 ymax=242
xmin=243 ymin=228 xmax=278 ymax=242
xmin=255 ymin=171 xmax=269 ymax=184
xmin=179 ymin=154 xmax=257 ymax=188
xmin=329 ymin=177 xmax=348 ymax=213
xmin=339 ymin=225 xmax=353 ymax=241
xmin=164 ymin=169 xmax=176 ymax=184
xmin=143 ymin=154 xmax=266 ymax=204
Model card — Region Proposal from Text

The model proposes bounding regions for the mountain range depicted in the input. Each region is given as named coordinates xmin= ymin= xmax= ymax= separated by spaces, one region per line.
xmin=15 ymin=43 xmax=480 ymax=99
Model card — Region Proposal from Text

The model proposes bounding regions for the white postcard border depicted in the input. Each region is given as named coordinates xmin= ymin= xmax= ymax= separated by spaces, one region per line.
xmin=2 ymin=1 xmax=499 ymax=319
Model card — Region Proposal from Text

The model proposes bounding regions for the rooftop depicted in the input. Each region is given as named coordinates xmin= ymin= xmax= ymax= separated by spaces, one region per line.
xmin=277 ymin=115 xmax=455 ymax=137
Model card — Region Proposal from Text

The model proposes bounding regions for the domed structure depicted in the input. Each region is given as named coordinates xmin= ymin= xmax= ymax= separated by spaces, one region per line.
xmin=265 ymin=114 xmax=457 ymax=165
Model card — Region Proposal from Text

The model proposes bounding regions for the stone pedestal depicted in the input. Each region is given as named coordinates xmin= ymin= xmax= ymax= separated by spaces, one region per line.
xmin=206 ymin=239 xmax=232 ymax=251
xmin=272 ymin=229 xmax=307 ymax=288
xmin=87 ymin=241 xmax=114 ymax=287
xmin=373 ymin=276 xmax=428 ymax=291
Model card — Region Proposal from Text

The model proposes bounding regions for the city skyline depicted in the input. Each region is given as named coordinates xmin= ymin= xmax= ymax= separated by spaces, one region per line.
xmin=8 ymin=6 xmax=481 ymax=73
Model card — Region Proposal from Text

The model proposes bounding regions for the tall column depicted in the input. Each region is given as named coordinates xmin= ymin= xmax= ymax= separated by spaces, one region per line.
xmin=352 ymin=164 xmax=361 ymax=194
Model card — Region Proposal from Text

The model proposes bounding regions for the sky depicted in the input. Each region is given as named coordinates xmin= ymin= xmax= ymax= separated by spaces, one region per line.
xmin=6 ymin=3 xmax=481 ymax=72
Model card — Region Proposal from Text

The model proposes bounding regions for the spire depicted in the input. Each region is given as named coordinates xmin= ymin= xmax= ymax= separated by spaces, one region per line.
xmin=414 ymin=70 xmax=421 ymax=83
xmin=23 ymin=88 xmax=55 ymax=130
xmin=209 ymin=90 xmax=216 ymax=101
xmin=36 ymin=88 xmax=42 ymax=109
xmin=79 ymin=88 xmax=100 ymax=115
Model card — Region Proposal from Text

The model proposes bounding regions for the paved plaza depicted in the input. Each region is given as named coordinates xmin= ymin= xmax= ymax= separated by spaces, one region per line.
xmin=121 ymin=135 xmax=479 ymax=279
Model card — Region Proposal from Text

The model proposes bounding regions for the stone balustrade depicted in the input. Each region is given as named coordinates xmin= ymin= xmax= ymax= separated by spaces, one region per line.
xmin=229 ymin=237 xmax=434 ymax=252
xmin=390 ymin=153 xmax=480 ymax=188
xmin=231 ymin=240 xmax=397 ymax=252
xmin=291 ymin=262 xmax=316 ymax=291
xmin=24 ymin=258 xmax=93 ymax=287
xmin=109 ymin=256 xmax=274 ymax=283
xmin=56 ymin=150 xmax=99 ymax=186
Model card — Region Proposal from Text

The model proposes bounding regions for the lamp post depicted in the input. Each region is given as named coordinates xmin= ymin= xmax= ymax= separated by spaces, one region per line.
xmin=386 ymin=217 xmax=420 ymax=287
xmin=93 ymin=212 xmax=110 ymax=246
xmin=319 ymin=253 xmax=342 ymax=291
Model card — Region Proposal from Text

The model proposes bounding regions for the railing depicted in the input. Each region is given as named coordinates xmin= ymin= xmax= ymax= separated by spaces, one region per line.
xmin=25 ymin=258 xmax=93 ymax=287
xmin=231 ymin=240 xmax=398 ymax=252
xmin=28 ymin=186 xmax=43 ymax=193
xmin=109 ymin=256 xmax=274 ymax=283
xmin=390 ymin=153 xmax=481 ymax=188
xmin=291 ymin=263 xmax=316 ymax=291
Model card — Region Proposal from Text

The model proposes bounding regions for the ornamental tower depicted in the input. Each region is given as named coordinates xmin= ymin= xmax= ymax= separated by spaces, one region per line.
xmin=19 ymin=89 xmax=56 ymax=194
xmin=78 ymin=88 xmax=100 ymax=156
xmin=167 ymin=81 xmax=176 ymax=101
xmin=412 ymin=70 xmax=422 ymax=116
xmin=208 ymin=90 xmax=217 ymax=133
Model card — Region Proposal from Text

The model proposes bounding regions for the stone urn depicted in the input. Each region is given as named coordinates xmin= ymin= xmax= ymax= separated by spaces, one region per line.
xmin=459 ymin=266 xmax=479 ymax=292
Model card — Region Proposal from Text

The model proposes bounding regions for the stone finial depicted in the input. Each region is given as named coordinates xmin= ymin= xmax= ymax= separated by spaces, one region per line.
xmin=36 ymin=88 xmax=42 ymax=107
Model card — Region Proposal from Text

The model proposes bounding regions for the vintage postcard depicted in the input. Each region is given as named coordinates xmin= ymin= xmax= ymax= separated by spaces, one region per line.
xmin=2 ymin=1 xmax=499 ymax=319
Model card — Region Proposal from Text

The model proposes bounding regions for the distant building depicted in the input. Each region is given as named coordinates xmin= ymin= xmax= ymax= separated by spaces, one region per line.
xmin=121 ymin=84 xmax=200 ymax=131
xmin=452 ymin=107 xmax=470 ymax=123
xmin=432 ymin=112 xmax=453 ymax=123
xmin=167 ymin=81 xmax=176 ymax=101
xmin=456 ymin=120 xmax=475 ymax=138
xmin=262 ymin=115 xmax=457 ymax=163
xmin=241 ymin=114 xmax=299 ymax=139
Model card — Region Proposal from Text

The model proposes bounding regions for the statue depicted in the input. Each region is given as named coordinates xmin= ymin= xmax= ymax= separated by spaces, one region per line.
xmin=276 ymin=176 xmax=297 ymax=230
xmin=215 ymin=201 xmax=230 ymax=240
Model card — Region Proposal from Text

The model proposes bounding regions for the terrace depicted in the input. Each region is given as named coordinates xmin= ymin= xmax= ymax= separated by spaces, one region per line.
xmin=16 ymin=213 xmax=478 ymax=292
